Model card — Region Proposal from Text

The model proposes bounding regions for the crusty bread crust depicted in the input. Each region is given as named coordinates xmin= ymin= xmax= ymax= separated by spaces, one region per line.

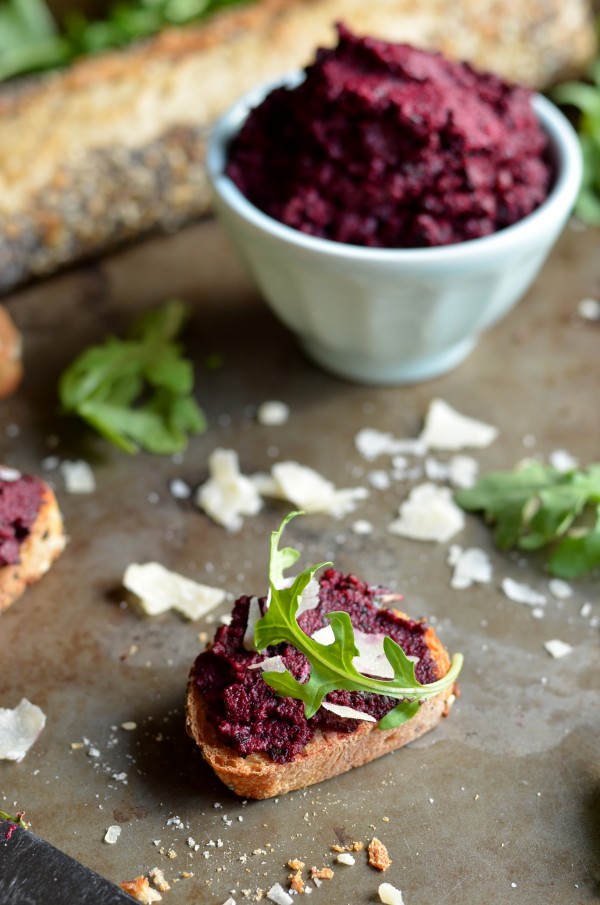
xmin=0 ymin=480 xmax=66 ymax=611
xmin=185 ymin=617 xmax=455 ymax=798
xmin=0 ymin=0 xmax=595 ymax=293
xmin=0 ymin=305 xmax=23 ymax=399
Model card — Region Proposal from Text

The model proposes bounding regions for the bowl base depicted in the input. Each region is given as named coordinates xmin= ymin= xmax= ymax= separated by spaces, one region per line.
xmin=299 ymin=335 xmax=477 ymax=385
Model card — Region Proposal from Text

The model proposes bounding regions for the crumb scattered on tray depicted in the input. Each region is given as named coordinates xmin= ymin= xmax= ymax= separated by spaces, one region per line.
xmin=368 ymin=838 xmax=392 ymax=872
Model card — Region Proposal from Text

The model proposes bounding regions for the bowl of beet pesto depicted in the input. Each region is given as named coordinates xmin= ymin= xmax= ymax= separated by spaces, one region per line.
xmin=206 ymin=25 xmax=582 ymax=384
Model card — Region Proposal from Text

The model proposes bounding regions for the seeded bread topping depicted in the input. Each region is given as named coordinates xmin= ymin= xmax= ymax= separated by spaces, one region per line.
xmin=0 ymin=473 xmax=44 ymax=566
xmin=227 ymin=25 xmax=552 ymax=248
xmin=190 ymin=569 xmax=440 ymax=763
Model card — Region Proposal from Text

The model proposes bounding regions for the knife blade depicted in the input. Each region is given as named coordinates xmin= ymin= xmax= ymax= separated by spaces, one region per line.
xmin=0 ymin=819 xmax=134 ymax=904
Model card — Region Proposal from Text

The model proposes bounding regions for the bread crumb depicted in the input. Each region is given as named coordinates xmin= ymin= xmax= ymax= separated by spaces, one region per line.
xmin=167 ymin=849 xmax=177 ymax=859
xmin=288 ymin=870 xmax=304 ymax=893
xmin=368 ymin=838 xmax=392 ymax=872
xmin=287 ymin=859 xmax=305 ymax=871
xmin=121 ymin=876 xmax=162 ymax=903
xmin=310 ymin=867 xmax=334 ymax=880
xmin=149 ymin=867 xmax=170 ymax=892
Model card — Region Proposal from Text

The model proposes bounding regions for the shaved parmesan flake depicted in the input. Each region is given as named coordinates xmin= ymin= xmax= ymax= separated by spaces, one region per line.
xmin=123 ymin=562 xmax=225 ymax=620
xmin=544 ymin=639 xmax=574 ymax=658
xmin=60 ymin=459 xmax=96 ymax=493
xmin=336 ymin=852 xmax=356 ymax=864
xmin=388 ymin=483 xmax=465 ymax=543
xmin=311 ymin=627 xmax=401 ymax=679
xmin=419 ymin=399 xmax=498 ymax=451
xmin=355 ymin=428 xmax=426 ymax=461
xmin=502 ymin=577 xmax=546 ymax=607
xmin=196 ymin=448 xmax=262 ymax=532
xmin=0 ymin=699 xmax=46 ymax=761
xmin=379 ymin=882 xmax=406 ymax=905
xmin=548 ymin=578 xmax=573 ymax=600
xmin=243 ymin=597 xmax=263 ymax=651
xmin=256 ymin=461 xmax=368 ymax=519
xmin=311 ymin=625 xmax=335 ymax=646
xmin=549 ymin=449 xmax=578 ymax=473
xmin=104 ymin=826 xmax=122 ymax=844
xmin=296 ymin=577 xmax=320 ymax=616
xmin=257 ymin=401 xmax=290 ymax=426
xmin=267 ymin=883 xmax=293 ymax=905
xmin=448 ymin=546 xmax=493 ymax=589
xmin=321 ymin=701 xmax=377 ymax=722
xmin=247 ymin=655 xmax=287 ymax=673
xmin=0 ymin=466 xmax=20 ymax=481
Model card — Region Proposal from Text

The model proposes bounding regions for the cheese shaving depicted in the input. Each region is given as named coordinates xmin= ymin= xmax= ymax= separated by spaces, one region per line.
xmin=311 ymin=626 xmax=404 ymax=680
xmin=388 ymin=483 xmax=465 ymax=543
xmin=419 ymin=399 xmax=498 ymax=451
xmin=447 ymin=545 xmax=493 ymax=589
xmin=196 ymin=448 xmax=263 ymax=531
xmin=296 ymin=577 xmax=321 ymax=616
xmin=502 ymin=577 xmax=546 ymax=607
xmin=123 ymin=562 xmax=226 ymax=620
xmin=257 ymin=400 xmax=290 ymax=426
xmin=379 ymin=883 xmax=406 ymax=905
xmin=60 ymin=459 xmax=96 ymax=493
xmin=0 ymin=698 xmax=46 ymax=762
xmin=355 ymin=428 xmax=426 ymax=461
xmin=243 ymin=597 xmax=263 ymax=651
xmin=267 ymin=883 xmax=293 ymax=905
xmin=544 ymin=639 xmax=574 ymax=658
xmin=247 ymin=655 xmax=287 ymax=673
xmin=254 ymin=460 xmax=368 ymax=518
xmin=321 ymin=701 xmax=377 ymax=722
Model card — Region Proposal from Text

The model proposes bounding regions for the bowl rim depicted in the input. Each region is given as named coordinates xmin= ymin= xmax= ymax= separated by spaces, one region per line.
xmin=206 ymin=74 xmax=583 ymax=263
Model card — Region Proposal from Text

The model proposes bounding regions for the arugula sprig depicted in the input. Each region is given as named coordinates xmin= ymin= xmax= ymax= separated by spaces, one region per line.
xmin=455 ymin=462 xmax=600 ymax=579
xmin=59 ymin=299 xmax=205 ymax=454
xmin=254 ymin=512 xmax=463 ymax=730
xmin=552 ymin=45 xmax=600 ymax=225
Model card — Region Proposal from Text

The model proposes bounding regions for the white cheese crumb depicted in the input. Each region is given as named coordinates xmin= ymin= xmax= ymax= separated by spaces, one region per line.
xmin=104 ymin=825 xmax=121 ymax=844
xmin=221 ymin=899 xmax=236 ymax=905
xmin=255 ymin=461 xmax=368 ymax=519
xmin=196 ymin=448 xmax=263 ymax=532
xmin=548 ymin=578 xmax=573 ymax=600
xmin=502 ymin=578 xmax=546 ymax=607
xmin=580 ymin=602 xmax=592 ymax=618
xmin=447 ymin=546 xmax=492 ymax=589
xmin=355 ymin=428 xmax=426 ymax=461
xmin=531 ymin=607 xmax=545 ymax=620
xmin=60 ymin=459 xmax=96 ymax=493
xmin=267 ymin=883 xmax=293 ymax=905
xmin=352 ymin=519 xmax=373 ymax=535
xmin=257 ymin=401 xmax=290 ymax=426
xmin=544 ymin=639 xmax=574 ymax=659
xmin=123 ymin=561 xmax=225 ymax=620
xmin=388 ymin=483 xmax=465 ymax=543
xmin=0 ymin=466 xmax=21 ymax=481
xmin=0 ymin=699 xmax=46 ymax=762
xmin=548 ymin=449 xmax=578 ymax=473
xmin=368 ymin=470 xmax=391 ymax=490
xmin=336 ymin=853 xmax=356 ymax=865
xmin=121 ymin=722 xmax=137 ymax=731
xmin=577 ymin=297 xmax=600 ymax=320
xmin=379 ymin=882 xmax=405 ymax=905
xmin=419 ymin=399 xmax=498 ymax=451
xmin=169 ymin=478 xmax=191 ymax=499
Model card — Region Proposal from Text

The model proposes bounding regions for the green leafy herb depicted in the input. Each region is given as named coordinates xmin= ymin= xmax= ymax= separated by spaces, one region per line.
xmin=455 ymin=462 xmax=600 ymax=579
xmin=59 ymin=298 xmax=205 ymax=454
xmin=552 ymin=39 xmax=600 ymax=225
xmin=254 ymin=512 xmax=463 ymax=730
xmin=0 ymin=0 xmax=249 ymax=82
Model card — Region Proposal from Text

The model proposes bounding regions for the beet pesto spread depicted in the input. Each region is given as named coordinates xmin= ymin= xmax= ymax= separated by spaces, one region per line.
xmin=0 ymin=471 xmax=44 ymax=566
xmin=190 ymin=568 xmax=440 ymax=763
xmin=226 ymin=25 xmax=551 ymax=248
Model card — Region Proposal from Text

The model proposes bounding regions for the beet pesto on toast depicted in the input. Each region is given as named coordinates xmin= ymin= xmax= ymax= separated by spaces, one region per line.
xmin=186 ymin=512 xmax=462 ymax=798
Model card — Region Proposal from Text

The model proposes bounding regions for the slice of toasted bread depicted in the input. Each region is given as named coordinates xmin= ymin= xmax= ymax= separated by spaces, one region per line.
xmin=0 ymin=476 xmax=66 ymax=611
xmin=0 ymin=305 xmax=23 ymax=399
xmin=185 ymin=610 xmax=455 ymax=799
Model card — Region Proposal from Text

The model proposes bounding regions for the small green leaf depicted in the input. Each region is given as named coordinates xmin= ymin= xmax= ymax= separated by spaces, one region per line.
xmin=58 ymin=300 xmax=205 ymax=454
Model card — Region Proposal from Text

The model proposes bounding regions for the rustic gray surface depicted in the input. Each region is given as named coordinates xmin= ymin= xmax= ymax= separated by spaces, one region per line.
xmin=0 ymin=217 xmax=599 ymax=904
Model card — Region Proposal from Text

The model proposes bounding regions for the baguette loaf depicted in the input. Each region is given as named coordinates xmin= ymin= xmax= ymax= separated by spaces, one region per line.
xmin=0 ymin=473 xmax=66 ymax=611
xmin=185 ymin=587 xmax=456 ymax=799
xmin=0 ymin=0 xmax=595 ymax=294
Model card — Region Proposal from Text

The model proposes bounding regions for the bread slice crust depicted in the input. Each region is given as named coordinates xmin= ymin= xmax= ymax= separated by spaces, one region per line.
xmin=0 ymin=479 xmax=66 ymax=611
xmin=185 ymin=615 xmax=455 ymax=799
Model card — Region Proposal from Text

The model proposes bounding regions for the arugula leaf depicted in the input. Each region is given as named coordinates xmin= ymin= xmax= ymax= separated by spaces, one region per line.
xmin=254 ymin=512 xmax=463 ymax=729
xmin=455 ymin=462 xmax=600 ymax=578
xmin=58 ymin=298 xmax=205 ymax=454
xmin=552 ymin=37 xmax=600 ymax=225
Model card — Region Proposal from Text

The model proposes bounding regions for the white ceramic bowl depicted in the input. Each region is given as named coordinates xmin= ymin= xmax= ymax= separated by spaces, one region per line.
xmin=206 ymin=78 xmax=583 ymax=384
